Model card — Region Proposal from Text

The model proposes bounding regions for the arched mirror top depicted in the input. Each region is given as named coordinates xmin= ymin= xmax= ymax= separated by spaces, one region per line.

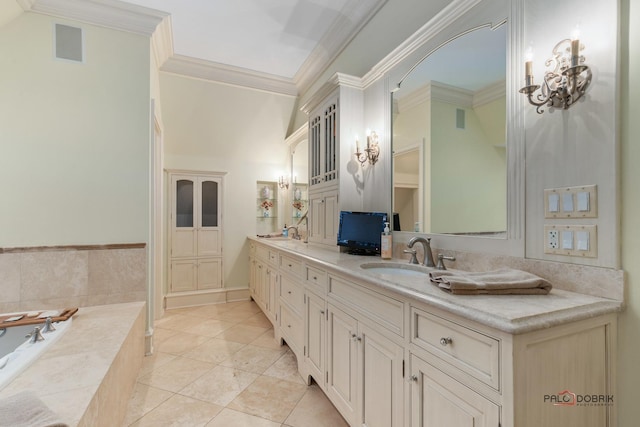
xmin=384 ymin=0 xmax=524 ymax=256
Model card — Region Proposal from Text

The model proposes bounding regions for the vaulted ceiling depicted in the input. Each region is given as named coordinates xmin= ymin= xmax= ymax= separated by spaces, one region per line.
xmin=15 ymin=0 xmax=387 ymax=95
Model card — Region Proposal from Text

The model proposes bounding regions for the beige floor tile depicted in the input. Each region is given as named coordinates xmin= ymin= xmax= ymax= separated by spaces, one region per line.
xmin=156 ymin=313 xmax=209 ymax=333
xmin=137 ymin=351 xmax=178 ymax=378
xmin=182 ymin=337 xmax=246 ymax=364
xmin=122 ymin=382 xmax=174 ymax=426
xmin=179 ymin=365 xmax=259 ymax=406
xmin=249 ymin=329 xmax=284 ymax=350
xmin=223 ymin=300 xmax=262 ymax=313
xmin=188 ymin=304 xmax=234 ymax=319
xmin=219 ymin=344 xmax=286 ymax=374
xmin=263 ymin=349 xmax=305 ymax=384
xmin=210 ymin=308 xmax=261 ymax=323
xmin=152 ymin=327 xmax=180 ymax=344
xmin=243 ymin=311 xmax=273 ymax=328
xmin=205 ymin=408 xmax=281 ymax=427
xmin=138 ymin=356 xmax=215 ymax=393
xmin=130 ymin=394 xmax=222 ymax=427
xmin=284 ymin=384 xmax=349 ymax=427
xmin=183 ymin=318 xmax=236 ymax=337
xmin=227 ymin=375 xmax=307 ymax=423
xmin=215 ymin=324 xmax=269 ymax=344
xmin=154 ymin=332 xmax=211 ymax=355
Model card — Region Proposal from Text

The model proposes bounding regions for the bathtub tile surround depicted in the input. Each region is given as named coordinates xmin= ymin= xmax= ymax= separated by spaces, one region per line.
xmin=0 ymin=301 xmax=145 ymax=426
xmin=123 ymin=300 xmax=348 ymax=426
xmin=0 ymin=244 xmax=147 ymax=313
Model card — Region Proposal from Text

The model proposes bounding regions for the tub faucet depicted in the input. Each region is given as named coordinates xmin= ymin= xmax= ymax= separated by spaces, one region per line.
xmin=407 ymin=236 xmax=436 ymax=268
xmin=41 ymin=317 xmax=56 ymax=333
xmin=286 ymin=226 xmax=300 ymax=240
xmin=25 ymin=326 xmax=45 ymax=343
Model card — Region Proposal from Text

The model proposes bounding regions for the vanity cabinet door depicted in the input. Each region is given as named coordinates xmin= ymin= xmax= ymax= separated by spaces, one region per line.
xmin=304 ymin=290 xmax=326 ymax=387
xmin=359 ymin=322 xmax=404 ymax=427
xmin=410 ymin=353 xmax=499 ymax=427
xmin=309 ymin=189 xmax=339 ymax=246
xmin=327 ymin=303 xmax=359 ymax=426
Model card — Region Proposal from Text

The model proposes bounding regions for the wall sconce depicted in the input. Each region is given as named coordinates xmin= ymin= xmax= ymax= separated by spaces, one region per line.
xmin=519 ymin=31 xmax=592 ymax=114
xmin=278 ymin=175 xmax=289 ymax=189
xmin=355 ymin=130 xmax=380 ymax=167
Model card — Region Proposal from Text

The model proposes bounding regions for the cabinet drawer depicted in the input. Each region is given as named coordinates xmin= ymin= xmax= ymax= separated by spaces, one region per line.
xmin=255 ymin=244 xmax=269 ymax=262
xmin=279 ymin=254 xmax=303 ymax=277
xmin=268 ymin=250 xmax=279 ymax=266
xmin=279 ymin=273 xmax=304 ymax=314
xmin=280 ymin=302 xmax=303 ymax=352
xmin=411 ymin=308 xmax=500 ymax=390
xmin=328 ymin=275 xmax=404 ymax=336
xmin=305 ymin=265 xmax=327 ymax=292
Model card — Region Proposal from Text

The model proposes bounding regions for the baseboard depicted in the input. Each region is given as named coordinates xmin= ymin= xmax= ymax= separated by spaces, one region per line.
xmin=165 ymin=288 xmax=250 ymax=309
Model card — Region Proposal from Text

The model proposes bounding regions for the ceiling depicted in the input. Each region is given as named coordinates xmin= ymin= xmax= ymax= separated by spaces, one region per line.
xmin=15 ymin=0 xmax=387 ymax=95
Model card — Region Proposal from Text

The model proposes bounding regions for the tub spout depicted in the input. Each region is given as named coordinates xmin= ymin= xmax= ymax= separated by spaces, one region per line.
xmin=25 ymin=326 xmax=45 ymax=343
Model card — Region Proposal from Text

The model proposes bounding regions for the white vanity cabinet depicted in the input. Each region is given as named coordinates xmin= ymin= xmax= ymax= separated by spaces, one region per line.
xmin=277 ymin=253 xmax=305 ymax=357
xmin=248 ymin=239 xmax=618 ymax=427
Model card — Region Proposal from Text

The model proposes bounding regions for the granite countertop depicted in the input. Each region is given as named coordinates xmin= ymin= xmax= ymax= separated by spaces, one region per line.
xmin=249 ymin=236 xmax=623 ymax=334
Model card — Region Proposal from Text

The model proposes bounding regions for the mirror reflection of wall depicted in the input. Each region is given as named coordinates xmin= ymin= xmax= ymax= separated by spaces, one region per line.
xmin=393 ymin=24 xmax=507 ymax=235
xmin=290 ymin=139 xmax=309 ymax=234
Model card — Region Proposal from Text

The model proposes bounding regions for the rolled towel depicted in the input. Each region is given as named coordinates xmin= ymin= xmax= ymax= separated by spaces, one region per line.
xmin=0 ymin=391 xmax=68 ymax=427
xmin=429 ymin=267 xmax=552 ymax=295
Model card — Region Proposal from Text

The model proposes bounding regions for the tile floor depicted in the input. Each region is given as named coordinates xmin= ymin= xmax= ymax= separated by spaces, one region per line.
xmin=123 ymin=300 xmax=349 ymax=427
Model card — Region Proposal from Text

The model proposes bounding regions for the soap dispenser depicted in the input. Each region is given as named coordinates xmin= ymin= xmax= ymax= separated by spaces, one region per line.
xmin=381 ymin=221 xmax=392 ymax=259
xmin=282 ymin=224 xmax=288 ymax=238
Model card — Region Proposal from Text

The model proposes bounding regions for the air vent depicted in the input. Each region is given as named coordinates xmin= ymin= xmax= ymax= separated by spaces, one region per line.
xmin=54 ymin=23 xmax=83 ymax=62
xmin=456 ymin=108 xmax=466 ymax=130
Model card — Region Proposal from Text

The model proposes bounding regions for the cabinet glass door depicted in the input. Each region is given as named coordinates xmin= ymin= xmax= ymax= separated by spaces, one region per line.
xmin=176 ymin=179 xmax=194 ymax=227
xmin=201 ymin=180 xmax=218 ymax=227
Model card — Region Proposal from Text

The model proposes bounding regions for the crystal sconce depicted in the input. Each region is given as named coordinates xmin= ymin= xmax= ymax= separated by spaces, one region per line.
xmin=278 ymin=175 xmax=289 ymax=189
xmin=519 ymin=30 xmax=592 ymax=114
xmin=355 ymin=130 xmax=380 ymax=167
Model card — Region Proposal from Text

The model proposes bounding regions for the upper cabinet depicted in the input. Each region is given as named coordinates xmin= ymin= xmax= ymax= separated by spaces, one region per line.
xmin=309 ymin=93 xmax=339 ymax=190
xmin=301 ymin=74 xmax=366 ymax=245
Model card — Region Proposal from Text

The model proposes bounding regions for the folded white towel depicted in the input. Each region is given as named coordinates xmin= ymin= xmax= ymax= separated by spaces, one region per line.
xmin=0 ymin=391 xmax=68 ymax=427
xmin=429 ymin=267 xmax=552 ymax=295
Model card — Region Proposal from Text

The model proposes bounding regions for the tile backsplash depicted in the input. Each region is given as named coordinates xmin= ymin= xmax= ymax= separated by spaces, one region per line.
xmin=0 ymin=244 xmax=146 ymax=313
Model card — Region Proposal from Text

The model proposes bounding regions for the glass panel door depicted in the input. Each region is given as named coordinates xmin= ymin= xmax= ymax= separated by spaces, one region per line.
xmin=176 ymin=179 xmax=194 ymax=227
xmin=201 ymin=180 xmax=218 ymax=227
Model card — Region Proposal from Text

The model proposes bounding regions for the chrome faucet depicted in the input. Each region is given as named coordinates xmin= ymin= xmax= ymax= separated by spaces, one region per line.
xmin=286 ymin=226 xmax=300 ymax=240
xmin=25 ymin=326 xmax=45 ymax=343
xmin=407 ymin=236 xmax=436 ymax=268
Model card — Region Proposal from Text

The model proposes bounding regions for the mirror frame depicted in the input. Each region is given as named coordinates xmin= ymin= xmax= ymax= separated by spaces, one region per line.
xmin=379 ymin=0 xmax=524 ymax=256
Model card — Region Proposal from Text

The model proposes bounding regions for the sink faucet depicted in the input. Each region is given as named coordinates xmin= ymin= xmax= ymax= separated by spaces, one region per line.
xmin=407 ymin=236 xmax=436 ymax=268
xmin=286 ymin=225 xmax=300 ymax=240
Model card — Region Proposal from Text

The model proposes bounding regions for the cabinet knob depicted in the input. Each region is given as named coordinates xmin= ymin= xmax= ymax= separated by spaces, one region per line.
xmin=313 ymin=276 xmax=317 ymax=280
xmin=440 ymin=337 xmax=453 ymax=346
xmin=408 ymin=374 xmax=418 ymax=382
xmin=287 ymin=291 xmax=292 ymax=294
xmin=288 ymin=264 xmax=292 ymax=267
xmin=320 ymin=310 xmax=325 ymax=314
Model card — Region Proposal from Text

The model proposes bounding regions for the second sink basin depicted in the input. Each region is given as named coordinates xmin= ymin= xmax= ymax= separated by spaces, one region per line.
xmin=360 ymin=262 xmax=431 ymax=277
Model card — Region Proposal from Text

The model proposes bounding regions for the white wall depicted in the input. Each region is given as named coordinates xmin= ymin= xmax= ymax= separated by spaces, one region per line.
xmin=0 ymin=12 xmax=151 ymax=246
xmin=524 ymin=0 xmax=619 ymax=267
xmin=159 ymin=73 xmax=297 ymax=288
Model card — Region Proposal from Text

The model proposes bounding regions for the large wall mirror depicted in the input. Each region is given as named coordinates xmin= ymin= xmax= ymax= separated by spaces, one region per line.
xmin=392 ymin=24 xmax=507 ymax=236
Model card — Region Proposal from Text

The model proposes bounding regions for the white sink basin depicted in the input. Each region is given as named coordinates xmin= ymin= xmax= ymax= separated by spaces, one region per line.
xmin=360 ymin=262 xmax=431 ymax=277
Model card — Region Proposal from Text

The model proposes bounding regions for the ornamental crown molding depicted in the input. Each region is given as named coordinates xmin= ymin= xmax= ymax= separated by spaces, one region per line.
xmin=161 ymin=55 xmax=298 ymax=97
xmin=18 ymin=0 xmax=167 ymax=36
xmin=299 ymin=72 xmax=363 ymax=114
